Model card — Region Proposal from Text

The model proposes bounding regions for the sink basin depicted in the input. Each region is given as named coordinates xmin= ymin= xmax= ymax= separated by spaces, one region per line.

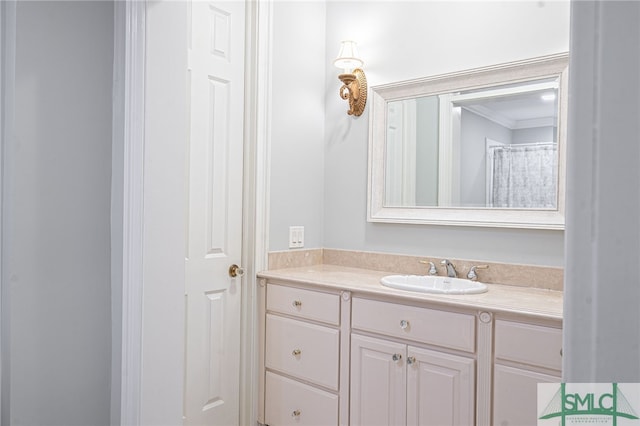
xmin=380 ymin=275 xmax=488 ymax=295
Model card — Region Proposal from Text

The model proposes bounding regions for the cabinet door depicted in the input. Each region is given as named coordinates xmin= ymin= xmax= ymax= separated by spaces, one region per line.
xmin=350 ymin=334 xmax=406 ymax=426
xmin=493 ymin=364 xmax=560 ymax=426
xmin=407 ymin=346 xmax=475 ymax=426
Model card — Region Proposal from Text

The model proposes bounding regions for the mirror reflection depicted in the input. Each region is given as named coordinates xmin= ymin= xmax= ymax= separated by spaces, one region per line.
xmin=368 ymin=54 xmax=568 ymax=229
xmin=384 ymin=78 xmax=560 ymax=209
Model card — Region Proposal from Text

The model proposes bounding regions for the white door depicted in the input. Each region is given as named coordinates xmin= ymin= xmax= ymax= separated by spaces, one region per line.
xmin=184 ymin=1 xmax=246 ymax=425
xmin=350 ymin=334 xmax=406 ymax=426
xmin=406 ymin=346 xmax=475 ymax=426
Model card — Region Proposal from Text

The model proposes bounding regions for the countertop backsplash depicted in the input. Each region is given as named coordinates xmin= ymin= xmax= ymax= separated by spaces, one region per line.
xmin=267 ymin=248 xmax=563 ymax=291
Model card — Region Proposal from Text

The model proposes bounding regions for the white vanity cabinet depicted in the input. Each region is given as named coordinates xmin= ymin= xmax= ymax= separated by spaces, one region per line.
xmin=492 ymin=318 xmax=562 ymax=426
xmin=350 ymin=297 xmax=476 ymax=426
xmin=261 ymin=282 xmax=349 ymax=426
xmin=258 ymin=271 xmax=563 ymax=426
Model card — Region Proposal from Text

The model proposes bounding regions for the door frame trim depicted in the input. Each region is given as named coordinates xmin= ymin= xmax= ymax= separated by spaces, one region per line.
xmin=240 ymin=1 xmax=272 ymax=424
xmin=117 ymin=1 xmax=146 ymax=424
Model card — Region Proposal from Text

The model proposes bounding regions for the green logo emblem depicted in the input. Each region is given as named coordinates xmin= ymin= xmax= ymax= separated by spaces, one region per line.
xmin=539 ymin=383 xmax=639 ymax=425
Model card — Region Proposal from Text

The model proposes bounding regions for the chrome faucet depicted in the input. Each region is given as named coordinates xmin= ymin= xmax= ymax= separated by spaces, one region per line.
xmin=440 ymin=259 xmax=457 ymax=278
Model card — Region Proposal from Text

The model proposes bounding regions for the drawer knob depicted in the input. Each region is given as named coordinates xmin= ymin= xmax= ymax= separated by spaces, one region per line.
xmin=292 ymin=349 xmax=301 ymax=356
xmin=400 ymin=319 xmax=409 ymax=330
xmin=407 ymin=356 xmax=416 ymax=365
xmin=392 ymin=353 xmax=402 ymax=362
xmin=292 ymin=409 xmax=301 ymax=417
xmin=292 ymin=300 xmax=302 ymax=308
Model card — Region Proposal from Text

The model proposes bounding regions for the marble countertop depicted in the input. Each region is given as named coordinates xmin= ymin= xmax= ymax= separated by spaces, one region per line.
xmin=258 ymin=264 xmax=563 ymax=322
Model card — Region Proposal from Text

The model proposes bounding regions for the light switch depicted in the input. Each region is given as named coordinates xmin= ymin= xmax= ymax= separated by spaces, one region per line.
xmin=289 ymin=226 xmax=304 ymax=248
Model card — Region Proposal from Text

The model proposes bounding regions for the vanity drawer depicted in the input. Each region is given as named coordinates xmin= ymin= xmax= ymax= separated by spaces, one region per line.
xmin=267 ymin=283 xmax=340 ymax=325
xmin=265 ymin=314 xmax=340 ymax=390
xmin=265 ymin=371 xmax=338 ymax=426
xmin=494 ymin=319 xmax=562 ymax=370
xmin=351 ymin=297 xmax=476 ymax=353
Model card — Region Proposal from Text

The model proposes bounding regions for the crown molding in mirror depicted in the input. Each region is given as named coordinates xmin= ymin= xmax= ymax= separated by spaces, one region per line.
xmin=367 ymin=53 xmax=569 ymax=229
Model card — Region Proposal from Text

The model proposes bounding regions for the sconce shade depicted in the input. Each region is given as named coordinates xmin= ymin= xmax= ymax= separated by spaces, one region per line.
xmin=334 ymin=40 xmax=364 ymax=73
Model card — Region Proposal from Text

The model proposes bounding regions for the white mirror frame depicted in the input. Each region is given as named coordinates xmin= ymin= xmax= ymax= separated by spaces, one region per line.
xmin=367 ymin=53 xmax=569 ymax=229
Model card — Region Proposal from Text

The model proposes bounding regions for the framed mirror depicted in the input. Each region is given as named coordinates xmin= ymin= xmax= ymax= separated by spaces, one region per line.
xmin=368 ymin=53 xmax=568 ymax=229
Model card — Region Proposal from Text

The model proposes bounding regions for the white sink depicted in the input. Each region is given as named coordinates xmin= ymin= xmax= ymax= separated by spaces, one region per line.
xmin=380 ymin=274 xmax=488 ymax=295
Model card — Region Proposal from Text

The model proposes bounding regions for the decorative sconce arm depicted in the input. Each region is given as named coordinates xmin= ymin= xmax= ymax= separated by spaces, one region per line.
xmin=338 ymin=68 xmax=367 ymax=116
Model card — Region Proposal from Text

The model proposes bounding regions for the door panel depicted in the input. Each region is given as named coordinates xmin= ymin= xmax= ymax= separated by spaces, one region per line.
xmin=350 ymin=334 xmax=406 ymax=426
xmin=407 ymin=346 xmax=475 ymax=426
xmin=184 ymin=1 xmax=245 ymax=425
xmin=493 ymin=364 xmax=559 ymax=426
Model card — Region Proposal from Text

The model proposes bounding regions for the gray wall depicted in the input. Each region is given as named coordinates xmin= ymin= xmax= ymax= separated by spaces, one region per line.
xmin=268 ymin=1 xmax=327 ymax=252
xmin=5 ymin=2 xmax=113 ymax=424
xmin=512 ymin=126 xmax=556 ymax=144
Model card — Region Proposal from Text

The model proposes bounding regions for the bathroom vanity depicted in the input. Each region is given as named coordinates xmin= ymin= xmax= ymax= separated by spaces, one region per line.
xmin=257 ymin=264 xmax=562 ymax=426
xmin=256 ymin=52 xmax=568 ymax=426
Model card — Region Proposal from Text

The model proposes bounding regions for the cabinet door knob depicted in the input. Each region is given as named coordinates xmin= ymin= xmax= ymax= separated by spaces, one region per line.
xmin=407 ymin=356 xmax=416 ymax=365
xmin=292 ymin=349 xmax=301 ymax=356
xmin=292 ymin=300 xmax=302 ymax=307
xmin=400 ymin=320 xmax=409 ymax=330
xmin=292 ymin=410 xmax=301 ymax=417
xmin=392 ymin=353 xmax=402 ymax=362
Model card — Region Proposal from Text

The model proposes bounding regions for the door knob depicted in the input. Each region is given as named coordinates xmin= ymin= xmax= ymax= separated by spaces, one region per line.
xmin=228 ymin=264 xmax=245 ymax=278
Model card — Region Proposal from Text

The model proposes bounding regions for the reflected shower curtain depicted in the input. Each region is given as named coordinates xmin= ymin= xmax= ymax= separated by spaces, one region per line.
xmin=490 ymin=143 xmax=557 ymax=208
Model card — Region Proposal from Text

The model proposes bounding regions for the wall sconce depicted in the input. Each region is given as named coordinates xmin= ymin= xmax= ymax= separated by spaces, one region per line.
xmin=334 ymin=40 xmax=367 ymax=117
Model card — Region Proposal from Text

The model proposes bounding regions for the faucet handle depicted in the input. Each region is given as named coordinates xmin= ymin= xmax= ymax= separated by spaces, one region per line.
xmin=467 ymin=265 xmax=489 ymax=281
xmin=419 ymin=260 xmax=438 ymax=275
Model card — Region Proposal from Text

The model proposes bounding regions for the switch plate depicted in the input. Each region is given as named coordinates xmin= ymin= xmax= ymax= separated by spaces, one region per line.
xmin=289 ymin=226 xmax=304 ymax=249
